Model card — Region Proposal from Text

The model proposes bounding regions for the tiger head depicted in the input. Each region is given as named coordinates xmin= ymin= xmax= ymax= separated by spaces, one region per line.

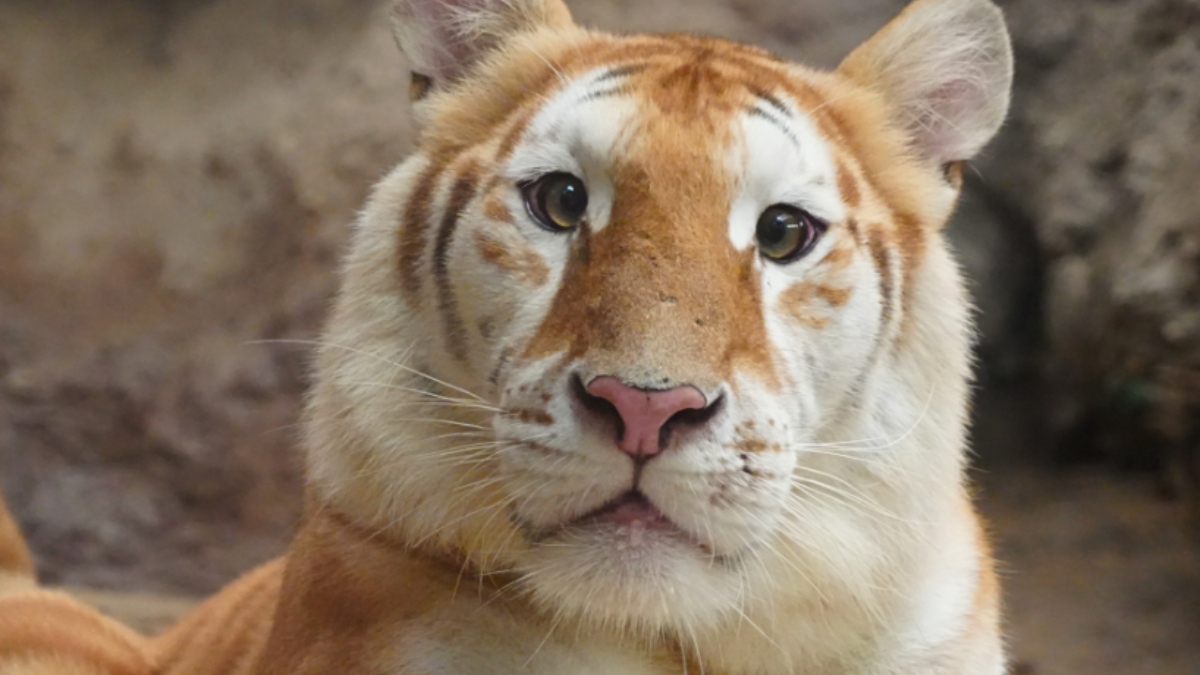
xmin=307 ymin=0 xmax=1011 ymax=644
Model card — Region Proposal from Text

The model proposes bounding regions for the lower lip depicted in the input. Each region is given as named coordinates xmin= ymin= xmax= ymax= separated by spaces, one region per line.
xmin=577 ymin=496 xmax=681 ymax=548
xmin=584 ymin=501 xmax=676 ymax=551
xmin=597 ymin=498 xmax=670 ymax=526
xmin=549 ymin=497 xmax=719 ymax=557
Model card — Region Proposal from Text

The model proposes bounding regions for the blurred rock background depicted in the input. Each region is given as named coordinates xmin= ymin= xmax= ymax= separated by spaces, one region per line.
xmin=0 ymin=0 xmax=1197 ymax=672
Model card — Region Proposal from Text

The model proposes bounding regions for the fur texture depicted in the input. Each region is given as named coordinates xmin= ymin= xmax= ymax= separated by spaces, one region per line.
xmin=0 ymin=494 xmax=34 ymax=599
xmin=0 ymin=1 xmax=1013 ymax=673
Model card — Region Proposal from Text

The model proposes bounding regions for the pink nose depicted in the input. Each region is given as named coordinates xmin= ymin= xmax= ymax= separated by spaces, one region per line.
xmin=585 ymin=376 xmax=707 ymax=457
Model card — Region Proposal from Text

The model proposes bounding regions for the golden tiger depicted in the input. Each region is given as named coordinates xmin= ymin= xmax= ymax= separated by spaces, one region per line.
xmin=0 ymin=0 xmax=1014 ymax=672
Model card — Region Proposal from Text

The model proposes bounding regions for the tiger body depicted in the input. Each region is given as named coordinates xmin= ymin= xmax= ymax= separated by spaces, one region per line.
xmin=0 ymin=0 xmax=1013 ymax=673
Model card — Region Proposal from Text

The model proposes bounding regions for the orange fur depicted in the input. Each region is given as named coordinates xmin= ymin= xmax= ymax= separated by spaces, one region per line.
xmin=0 ymin=494 xmax=33 ymax=596
xmin=152 ymin=559 xmax=283 ymax=675
xmin=0 ymin=591 xmax=156 ymax=675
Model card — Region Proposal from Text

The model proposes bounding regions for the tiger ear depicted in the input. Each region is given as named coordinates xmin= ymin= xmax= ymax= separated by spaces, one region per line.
xmin=838 ymin=0 xmax=1013 ymax=168
xmin=392 ymin=0 xmax=574 ymax=100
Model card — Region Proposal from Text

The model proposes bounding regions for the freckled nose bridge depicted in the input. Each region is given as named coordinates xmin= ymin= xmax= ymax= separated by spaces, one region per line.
xmin=581 ymin=197 xmax=744 ymax=381
xmin=521 ymin=133 xmax=774 ymax=388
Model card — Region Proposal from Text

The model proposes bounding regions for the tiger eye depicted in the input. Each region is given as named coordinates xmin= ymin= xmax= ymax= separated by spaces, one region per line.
xmin=755 ymin=205 xmax=824 ymax=263
xmin=522 ymin=173 xmax=588 ymax=232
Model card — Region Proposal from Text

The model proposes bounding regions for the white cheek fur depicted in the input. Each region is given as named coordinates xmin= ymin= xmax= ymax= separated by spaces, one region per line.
xmin=506 ymin=70 xmax=638 ymax=237
xmin=727 ymin=97 xmax=846 ymax=258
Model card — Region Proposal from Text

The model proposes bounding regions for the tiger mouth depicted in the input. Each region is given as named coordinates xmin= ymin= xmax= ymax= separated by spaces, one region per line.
xmin=572 ymin=490 xmax=674 ymax=530
xmin=516 ymin=490 xmax=666 ymax=541
xmin=526 ymin=490 xmax=720 ymax=557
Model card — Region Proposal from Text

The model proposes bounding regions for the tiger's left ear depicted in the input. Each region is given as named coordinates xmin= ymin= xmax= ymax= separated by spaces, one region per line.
xmin=392 ymin=0 xmax=574 ymax=100
xmin=839 ymin=0 xmax=1013 ymax=169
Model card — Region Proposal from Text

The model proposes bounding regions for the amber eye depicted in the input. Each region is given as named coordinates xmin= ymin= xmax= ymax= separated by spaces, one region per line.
xmin=755 ymin=205 xmax=824 ymax=262
xmin=521 ymin=172 xmax=588 ymax=232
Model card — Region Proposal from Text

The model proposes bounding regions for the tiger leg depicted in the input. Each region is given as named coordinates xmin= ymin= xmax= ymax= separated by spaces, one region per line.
xmin=0 ymin=492 xmax=155 ymax=675
xmin=0 ymin=491 xmax=34 ymax=598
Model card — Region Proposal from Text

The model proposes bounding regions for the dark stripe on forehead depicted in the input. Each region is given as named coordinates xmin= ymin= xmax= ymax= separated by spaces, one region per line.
xmin=561 ymin=64 xmax=650 ymax=108
xmin=574 ymin=64 xmax=653 ymax=105
xmin=747 ymin=106 xmax=801 ymax=150
xmin=434 ymin=160 xmax=483 ymax=362
xmin=596 ymin=63 xmax=648 ymax=83
xmin=399 ymin=162 xmax=445 ymax=299
xmin=752 ymin=89 xmax=791 ymax=118
xmin=579 ymin=85 xmax=631 ymax=103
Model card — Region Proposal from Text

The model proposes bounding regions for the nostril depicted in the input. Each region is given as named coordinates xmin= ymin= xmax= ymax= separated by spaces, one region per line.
xmin=570 ymin=373 xmax=626 ymax=441
xmin=581 ymin=375 xmax=712 ymax=458
xmin=660 ymin=392 xmax=724 ymax=446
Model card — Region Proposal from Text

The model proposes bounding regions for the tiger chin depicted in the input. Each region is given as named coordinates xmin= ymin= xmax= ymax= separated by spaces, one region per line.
xmin=1 ymin=0 xmax=1014 ymax=674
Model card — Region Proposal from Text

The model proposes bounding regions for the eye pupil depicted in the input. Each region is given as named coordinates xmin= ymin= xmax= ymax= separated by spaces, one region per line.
xmin=556 ymin=181 xmax=587 ymax=219
xmin=761 ymin=214 xmax=793 ymax=247
xmin=755 ymin=205 xmax=822 ymax=262
xmin=523 ymin=173 xmax=588 ymax=232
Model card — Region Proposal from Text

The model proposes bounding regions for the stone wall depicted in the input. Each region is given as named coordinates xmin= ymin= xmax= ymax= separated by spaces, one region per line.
xmin=0 ymin=0 xmax=411 ymax=592
xmin=984 ymin=0 xmax=1200 ymax=514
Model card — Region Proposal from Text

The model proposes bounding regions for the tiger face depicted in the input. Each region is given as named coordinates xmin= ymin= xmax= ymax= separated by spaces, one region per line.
xmin=465 ymin=53 xmax=892 ymax=623
xmin=308 ymin=0 xmax=1011 ymax=648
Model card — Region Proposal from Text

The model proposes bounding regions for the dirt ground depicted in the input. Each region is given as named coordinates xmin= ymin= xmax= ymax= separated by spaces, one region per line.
xmin=981 ymin=469 xmax=1200 ymax=675
xmin=84 ymin=467 xmax=1200 ymax=674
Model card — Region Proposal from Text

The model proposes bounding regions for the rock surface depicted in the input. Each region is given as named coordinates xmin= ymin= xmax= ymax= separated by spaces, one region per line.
xmin=983 ymin=0 xmax=1200 ymax=479
xmin=0 ymin=0 xmax=413 ymax=593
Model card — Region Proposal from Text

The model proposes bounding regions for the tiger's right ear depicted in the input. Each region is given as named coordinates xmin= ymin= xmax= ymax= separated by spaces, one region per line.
xmin=392 ymin=0 xmax=574 ymax=100
xmin=838 ymin=0 xmax=1012 ymax=169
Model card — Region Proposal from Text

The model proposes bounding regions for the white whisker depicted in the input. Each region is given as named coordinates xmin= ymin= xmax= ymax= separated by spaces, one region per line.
xmin=251 ymin=338 xmax=488 ymax=402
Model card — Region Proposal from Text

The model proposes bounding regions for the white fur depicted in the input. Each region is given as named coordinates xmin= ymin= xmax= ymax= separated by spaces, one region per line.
xmin=727 ymin=99 xmax=846 ymax=252
xmin=304 ymin=0 xmax=1012 ymax=673
xmin=505 ymin=67 xmax=638 ymax=235
xmin=391 ymin=598 xmax=667 ymax=674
